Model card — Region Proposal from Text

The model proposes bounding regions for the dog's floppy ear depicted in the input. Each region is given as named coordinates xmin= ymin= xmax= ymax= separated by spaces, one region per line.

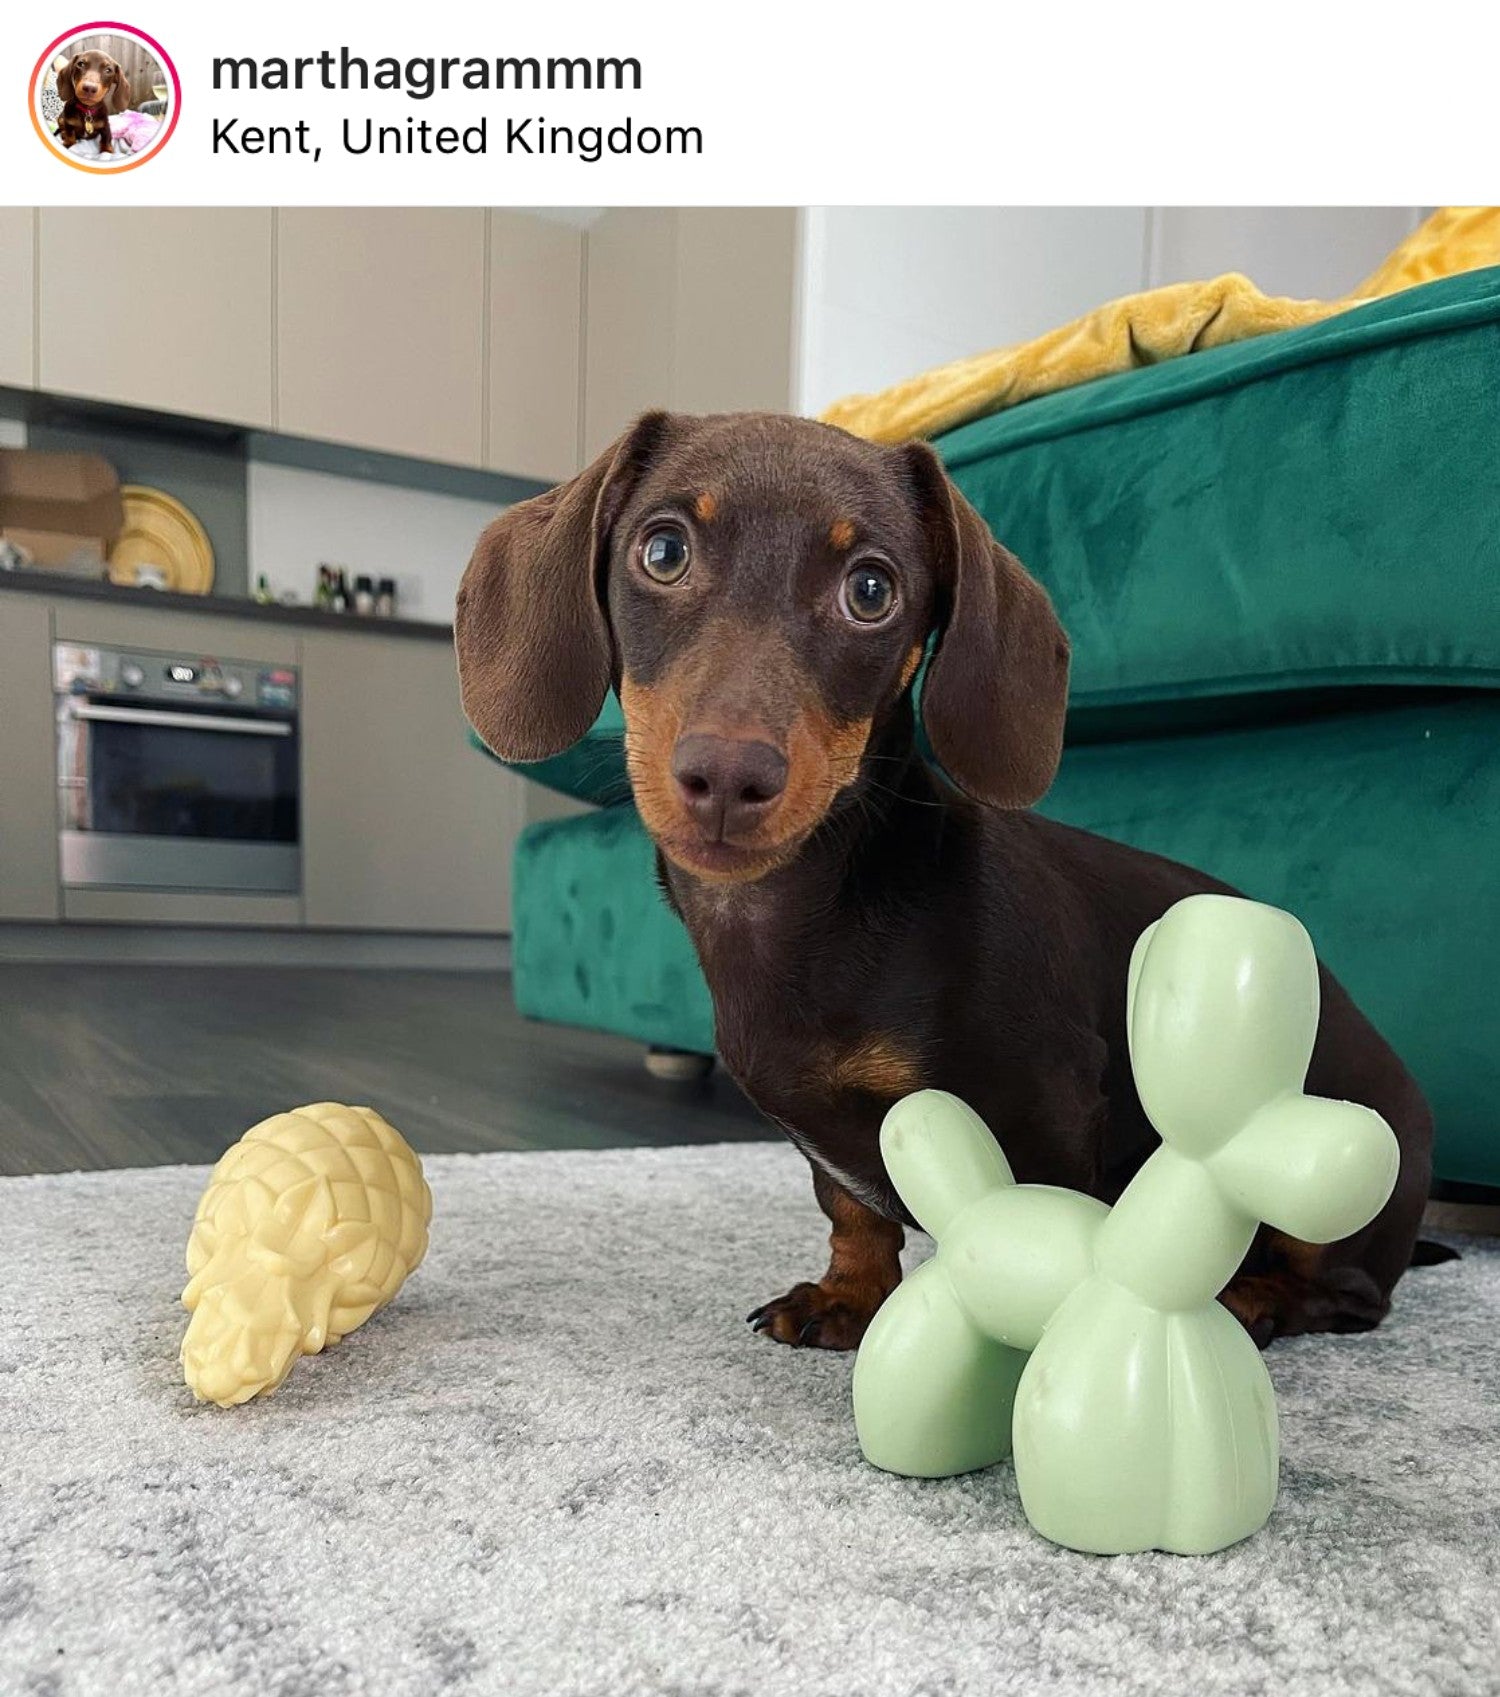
xmin=56 ymin=60 xmax=76 ymax=104
xmin=110 ymin=64 xmax=132 ymax=113
xmin=902 ymin=441 xmax=1070 ymax=809
xmin=456 ymin=411 xmax=678 ymax=762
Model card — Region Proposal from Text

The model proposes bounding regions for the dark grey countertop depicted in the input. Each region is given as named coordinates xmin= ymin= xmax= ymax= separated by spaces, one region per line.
xmin=0 ymin=569 xmax=453 ymax=640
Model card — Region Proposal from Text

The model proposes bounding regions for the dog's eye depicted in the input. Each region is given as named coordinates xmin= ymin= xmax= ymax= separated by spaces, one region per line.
xmin=841 ymin=561 xmax=897 ymax=625
xmin=641 ymin=526 xmax=690 ymax=585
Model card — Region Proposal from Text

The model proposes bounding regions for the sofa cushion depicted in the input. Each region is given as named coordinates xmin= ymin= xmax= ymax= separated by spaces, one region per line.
xmin=940 ymin=266 xmax=1500 ymax=711
xmin=511 ymin=803 xmax=716 ymax=1053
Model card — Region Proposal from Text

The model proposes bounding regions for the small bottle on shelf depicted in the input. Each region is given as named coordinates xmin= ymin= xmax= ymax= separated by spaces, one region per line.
xmin=375 ymin=578 xmax=397 ymax=618
xmin=353 ymin=574 xmax=375 ymax=616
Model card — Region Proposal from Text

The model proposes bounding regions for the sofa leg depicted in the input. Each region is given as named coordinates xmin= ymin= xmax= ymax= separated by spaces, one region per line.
xmin=644 ymin=1046 xmax=715 ymax=1083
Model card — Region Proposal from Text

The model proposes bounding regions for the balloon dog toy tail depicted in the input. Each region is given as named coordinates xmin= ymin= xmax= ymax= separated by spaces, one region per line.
xmin=852 ymin=894 xmax=1401 ymax=1555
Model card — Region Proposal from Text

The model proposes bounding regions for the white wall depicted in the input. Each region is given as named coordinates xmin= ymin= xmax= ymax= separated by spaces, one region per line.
xmin=797 ymin=208 xmax=1149 ymax=415
xmin=246 ymin=461 xmax=502 ymax=624
xmin=1147 ymin=207 xmax=1424 ymax=301
xmin=795 ymin=206 xmax=1427 ymax=416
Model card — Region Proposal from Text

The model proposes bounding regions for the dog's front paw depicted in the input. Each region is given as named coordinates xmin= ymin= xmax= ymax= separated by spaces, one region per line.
xmin=746 ymin=1278 xmax=892 ymax=1350
xmin=1220 ymin=1265 xmax=1387 ymax=1349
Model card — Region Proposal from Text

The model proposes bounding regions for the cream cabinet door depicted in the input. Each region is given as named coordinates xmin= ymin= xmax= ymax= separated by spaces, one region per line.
xmin=37 ymin=210 xmax=274 ymax=426
xmin=277 ymin=210 xmax=486 ymax=468
xmin=0 ymin=209 xmax=36 ymax=389
xmin=582 ymin=208 xmax=798 ymax=459
xmin=487 ymin=212 xmax=582 ymax=483
xmin=0 ymin=595 xmax=59 ymax=921
xmin=582 ymin=208 xmax=680 ymax=461
xmin=299 ymin=629 xmax=520 ymax=933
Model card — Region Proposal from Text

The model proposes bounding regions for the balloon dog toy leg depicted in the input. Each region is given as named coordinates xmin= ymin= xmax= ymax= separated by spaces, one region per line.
xmin=852 ymin=895 xmax=1401 ymax=1556
xmin=851 ymin=1090 xmax=1103 ymax=1479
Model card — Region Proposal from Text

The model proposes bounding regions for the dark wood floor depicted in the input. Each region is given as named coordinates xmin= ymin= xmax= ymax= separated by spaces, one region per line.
xmin=0 ymin=964 xmax=767 ymax=1176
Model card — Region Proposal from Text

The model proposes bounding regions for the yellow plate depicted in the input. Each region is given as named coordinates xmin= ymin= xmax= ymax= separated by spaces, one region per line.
xmin=108 ymin=485 xmax=215 ymax=595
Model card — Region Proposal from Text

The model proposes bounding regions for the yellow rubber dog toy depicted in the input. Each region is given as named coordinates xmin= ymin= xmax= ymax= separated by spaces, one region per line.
xmin=181 ymin=1102 xmax=432 ymax=1407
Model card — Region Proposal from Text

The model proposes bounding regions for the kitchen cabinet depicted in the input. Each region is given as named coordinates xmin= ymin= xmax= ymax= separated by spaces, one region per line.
xmin=0 ymin=596 xmax=60 ymax=921
xmin=299 ymin=626 xmax=522 ymax=933
xmin=582 ymin=209 xmax=679 ymax=463
xmin=0 ymin=209 xmax=36 ymax=389
xmin=51 ymin=599 xmax=297 ymax=667
xmin=488 ymin=212 xmax=583 ymax=483
xmin=21 ymin=208 xmax=796 ymax=484
xmin=670 ymin=209 xmax=799 ymax=417
xmin=37 ymin=210 xmax=275 ymax=427
xmin=4 ymin=583 xmax=519 ymax=938
xmin=582 ymin=208 xmax=799 ymax=459
xmin=277 ymin=210 xmax=487 ymax=468
xmin=63 ymin=888 xmax=303 ymax=928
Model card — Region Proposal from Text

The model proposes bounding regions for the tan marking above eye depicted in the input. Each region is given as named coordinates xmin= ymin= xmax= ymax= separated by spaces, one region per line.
xmin=829 ymin=519 xmax=857 ymax=551
xmin=694 ymin=491 xmax=718 ymax=522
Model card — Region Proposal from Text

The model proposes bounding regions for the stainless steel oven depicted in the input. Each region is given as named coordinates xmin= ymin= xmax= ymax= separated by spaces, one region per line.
xmin=54 ymin=643 xmax=301 ymax=894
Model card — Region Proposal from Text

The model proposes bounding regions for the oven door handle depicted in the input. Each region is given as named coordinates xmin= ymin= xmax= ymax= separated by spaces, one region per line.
xmin=68 ymin=703 xmax=294 ymax=737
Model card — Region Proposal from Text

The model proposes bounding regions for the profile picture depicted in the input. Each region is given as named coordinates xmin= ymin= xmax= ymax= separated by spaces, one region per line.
xmin=30 ymin=24 xmax=179 ymax=171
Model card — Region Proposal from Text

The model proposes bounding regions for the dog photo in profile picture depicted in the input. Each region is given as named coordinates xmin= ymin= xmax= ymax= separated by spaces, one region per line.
xmin=39 ymin=30 xmax=173 ymax=167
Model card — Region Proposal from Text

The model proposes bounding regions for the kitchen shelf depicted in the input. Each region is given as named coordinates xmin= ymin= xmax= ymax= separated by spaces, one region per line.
xmin=0 ymin=384 xmax=553 ymax=509
xmin=0 ymin=569 xmax=454 ymax=641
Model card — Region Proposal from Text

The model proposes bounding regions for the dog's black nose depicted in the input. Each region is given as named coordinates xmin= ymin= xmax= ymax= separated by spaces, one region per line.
xmin=672 ymin=734 xmax=788 ymax=841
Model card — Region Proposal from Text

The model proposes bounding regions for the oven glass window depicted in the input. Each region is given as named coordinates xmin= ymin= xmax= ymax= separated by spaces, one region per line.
xmin=85 ymin=717 xmax=299 ymax=842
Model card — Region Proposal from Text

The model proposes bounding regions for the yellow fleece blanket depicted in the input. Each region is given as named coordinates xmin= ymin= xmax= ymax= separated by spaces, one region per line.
xmin=820 ymin=207 xmax=1500 ymax=444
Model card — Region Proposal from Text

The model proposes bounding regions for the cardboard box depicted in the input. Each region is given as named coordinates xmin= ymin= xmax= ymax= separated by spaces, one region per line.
xmin=0 ymin=449 xmax=124 ymax=578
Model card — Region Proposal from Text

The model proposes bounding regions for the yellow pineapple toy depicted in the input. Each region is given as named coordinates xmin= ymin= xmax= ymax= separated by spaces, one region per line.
xmin=181 ymin=1102 xmax=432 ymax=1407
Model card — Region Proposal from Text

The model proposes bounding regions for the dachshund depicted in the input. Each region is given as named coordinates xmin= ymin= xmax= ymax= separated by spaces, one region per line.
xmin=456 ymin=410 xmax=1441 ymax=1352
xmin=55 ymin=49 xmax=130 ymax=155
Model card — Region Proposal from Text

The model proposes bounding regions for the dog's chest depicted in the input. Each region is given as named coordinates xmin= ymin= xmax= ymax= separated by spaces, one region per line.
xmin=717 ymin=1010 xmax=918 ymax=1213
xmin=675 ymin=881 xmax=924 ymax=1206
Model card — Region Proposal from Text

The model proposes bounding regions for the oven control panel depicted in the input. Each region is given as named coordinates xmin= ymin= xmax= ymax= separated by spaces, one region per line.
xmin=54 ymin=645 xmax=299 ymax=711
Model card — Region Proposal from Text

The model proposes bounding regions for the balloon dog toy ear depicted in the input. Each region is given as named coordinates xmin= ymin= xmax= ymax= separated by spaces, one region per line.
xmin=852 ymin=894 xmax=1400 ymax=1555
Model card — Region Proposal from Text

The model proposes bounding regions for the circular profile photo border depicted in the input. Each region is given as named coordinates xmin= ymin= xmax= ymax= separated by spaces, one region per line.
xmin=31 ymin=20 xmax=180 ymax=173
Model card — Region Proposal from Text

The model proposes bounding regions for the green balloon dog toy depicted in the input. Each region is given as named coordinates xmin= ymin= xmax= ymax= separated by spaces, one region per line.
xmin=852 ymin=894 xmax=1400 ymax=1556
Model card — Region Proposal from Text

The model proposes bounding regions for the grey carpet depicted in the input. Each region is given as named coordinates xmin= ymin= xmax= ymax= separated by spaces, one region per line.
xmin=1 ymin=1144 xmax=1495 ymax=1697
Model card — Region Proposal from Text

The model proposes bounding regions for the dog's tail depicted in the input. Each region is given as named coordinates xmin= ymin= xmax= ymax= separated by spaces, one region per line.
xmin=1410 ymin=1237 xmax=1461 ymax=1267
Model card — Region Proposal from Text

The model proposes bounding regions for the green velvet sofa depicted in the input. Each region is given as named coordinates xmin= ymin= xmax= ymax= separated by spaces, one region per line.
xmin=484 ymin=266 xmax=1500 ymax=1187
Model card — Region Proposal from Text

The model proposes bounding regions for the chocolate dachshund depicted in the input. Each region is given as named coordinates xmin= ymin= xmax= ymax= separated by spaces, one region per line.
xmin=456 ymin=410 xmax=1439 ymax=1350
xmin=56 ymin=49 xmax=130 ymax=155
